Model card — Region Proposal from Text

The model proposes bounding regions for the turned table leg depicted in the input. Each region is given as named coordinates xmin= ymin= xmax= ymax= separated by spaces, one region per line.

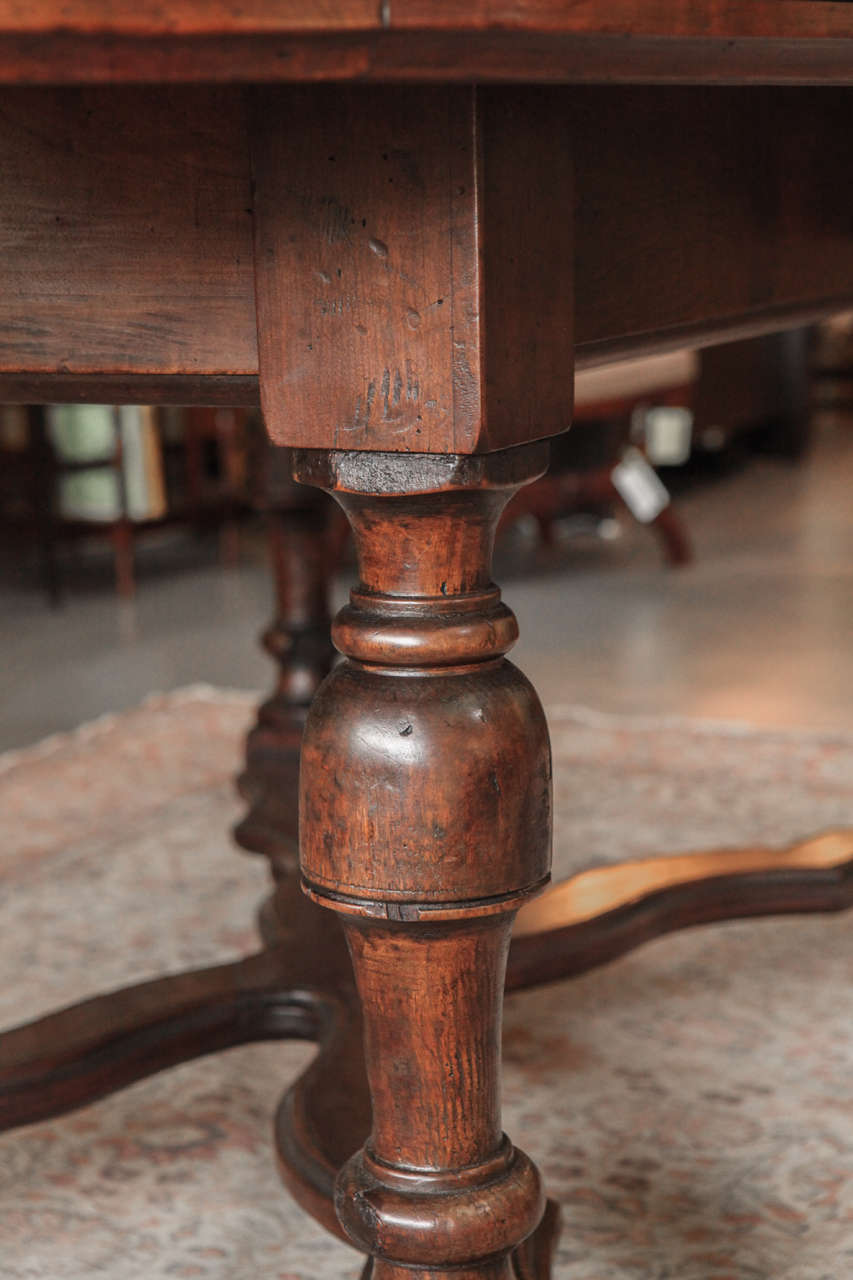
xmin=293 ymin=444 xmax=552 ymax=1278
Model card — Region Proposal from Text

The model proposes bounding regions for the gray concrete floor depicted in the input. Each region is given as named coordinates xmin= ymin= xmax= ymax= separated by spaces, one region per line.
xmin=1 ymin=413 xmax=851 ymax=752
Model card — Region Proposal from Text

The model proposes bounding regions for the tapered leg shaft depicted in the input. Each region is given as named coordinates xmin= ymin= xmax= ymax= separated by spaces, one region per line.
xmin=294 ymin=444 xmax=552 ymax=1278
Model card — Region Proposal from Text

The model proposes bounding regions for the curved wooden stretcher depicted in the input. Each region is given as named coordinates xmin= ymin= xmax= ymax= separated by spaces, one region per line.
xmin=3 ymin=810 xmax=852 ymax=1273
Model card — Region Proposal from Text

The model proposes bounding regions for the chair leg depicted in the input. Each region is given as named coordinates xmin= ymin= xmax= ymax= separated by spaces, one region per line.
xmin=650 ymin=501 xmax=692 ymax=567
xmin=111 ymin=517 xmax=135 ymax=598
xmin=27 ymin=406 xmax=63 ymax=607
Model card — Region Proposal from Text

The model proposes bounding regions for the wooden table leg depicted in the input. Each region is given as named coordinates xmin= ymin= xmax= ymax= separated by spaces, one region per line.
xmin=234 ymin=496 xmax=336 ymax=889
xmin=291 ymin=444 xmax=554 ymax=1279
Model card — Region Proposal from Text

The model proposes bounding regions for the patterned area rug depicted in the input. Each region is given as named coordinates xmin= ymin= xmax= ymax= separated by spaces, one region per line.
xmin=1 ymin=687 xmax=852 ymax=1279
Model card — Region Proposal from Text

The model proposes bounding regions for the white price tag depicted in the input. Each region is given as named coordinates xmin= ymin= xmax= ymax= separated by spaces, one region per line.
xmin=611 ymin=448 xmax=671 ymax=524
xmin=644 ymin=406 xmax=693 ymax=466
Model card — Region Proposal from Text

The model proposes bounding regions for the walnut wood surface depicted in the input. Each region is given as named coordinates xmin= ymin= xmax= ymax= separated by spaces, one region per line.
xmin=234 ymin=497 xmax=336 ymax=871
xmin=0 ymin=88 xmax=257 ymax=392
xmin=270 ymin=829 xmax=853 ymax=1255
xmin=2 ymin=3 xmax=853 ymax=86
xmin=508 ymin=830 xmax=853 ymax=990
xmin=3 ymin=85 xmax=853 ymax=424
xmin=4 ymin=0 xmax=853 ymax=40
xmin=509 ymin=1199 xmax=563 ymax=1280
xmin=0 ymin=875 xmax=369 ymax=1230
xmin=3 ymin=16 xmax=852 ymax=1270
xmin=0 ymin=947 xmax=316 ymax=1131
xmin=5 ymin=834 xmax=853 ymax=1122
xmin=251 ymin=86 xmax=573 ymax=454
xmin=293 ymin=444 xmax=551 ymax=1276
xmin=572 ymin=86 xmax=853 ymax=368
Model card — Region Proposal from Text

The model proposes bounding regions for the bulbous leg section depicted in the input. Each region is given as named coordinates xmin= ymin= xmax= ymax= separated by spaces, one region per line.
xmin=300 ymin=660 xmax=551 ymax=920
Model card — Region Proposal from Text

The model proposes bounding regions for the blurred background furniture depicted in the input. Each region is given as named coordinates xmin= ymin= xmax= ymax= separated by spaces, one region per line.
xmin=693 ymin=327 xmax=813 ymax=461
xmin=504 ymin=327 xmax=815 ymax=567
xmin=0 ymin=327 xmax=822 ymax=599
xmin=0 ymin=404 xmax=250 ymax=601
xmin=503 ymin=350 xmax=698 ymax=565
xmin=812 ymin=311 xmax=853 ymax=412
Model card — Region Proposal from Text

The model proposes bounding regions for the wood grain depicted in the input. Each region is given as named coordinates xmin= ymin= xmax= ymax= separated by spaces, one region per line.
xmin=293 ymin=444 xmax=550 ymax=1275
xmin=3 ymin=85 xmax=853 ymax=424
xmin=251 ymin=86 xmax=483 ymax=455
xmin=0 ymin=948 xmax=318 ymax=1131
xmin=0 ymin=1 xmax=380 ymax=34
xmin=508 ymin=830 xmax=853 ymax=991
xmin=251 ymin=86 xmax=573 ymax=454
xmin=393 ymin=1 xmax=853 ymax=40
xmin=0 ymin=87 xmax=257 ymax=386
xmin=1 ymin=0 xmax=851 ymax=40
xmin=573 ymin=86 xmax=853 ymax=366
xmin=235 ymin=495 xmax=336 ymax=872
xmin=4 ymin=823 xmax=852 ymax=1235
xmin=1 ymin=3 xmax=853 ymax=86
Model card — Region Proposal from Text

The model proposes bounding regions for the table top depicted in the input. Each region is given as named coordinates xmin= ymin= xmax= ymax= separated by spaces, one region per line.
xmin=2 ymin=4 xmax=853 ymax=451
xmin=2 ymin=1 xmax=853 ymax=85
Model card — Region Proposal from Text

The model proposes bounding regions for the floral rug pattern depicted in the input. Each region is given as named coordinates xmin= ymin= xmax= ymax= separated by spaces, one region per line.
xmin=1 ymin=687 xmax=852 ymax=1279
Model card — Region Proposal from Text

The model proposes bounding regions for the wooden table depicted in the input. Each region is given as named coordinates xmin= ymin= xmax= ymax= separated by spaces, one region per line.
xmin=3 ymin=7 xmax=853 ymax=1276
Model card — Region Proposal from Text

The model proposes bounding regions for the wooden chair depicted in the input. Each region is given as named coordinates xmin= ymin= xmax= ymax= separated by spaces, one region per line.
xmin=0 ymin=405 xmax=251 ymax=601
xmin=502 ymin=351 xmax=697 ymax=566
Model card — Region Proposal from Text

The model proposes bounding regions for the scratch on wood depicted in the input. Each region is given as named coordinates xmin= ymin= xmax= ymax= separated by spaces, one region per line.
xmin=351 ymin=379 xmax=378 ymax=433
xmin=380 ymin=365 xmax=420 ymax=420
xmin=316 ymin=296 xmax=352 ymax=315
xmin=319 ymin=196 xmax=354 ymax=246
xmin=380 ymin=368 xmax=393 ymax=417
xmin=348 ymin=364 xmax=424 ymax=436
